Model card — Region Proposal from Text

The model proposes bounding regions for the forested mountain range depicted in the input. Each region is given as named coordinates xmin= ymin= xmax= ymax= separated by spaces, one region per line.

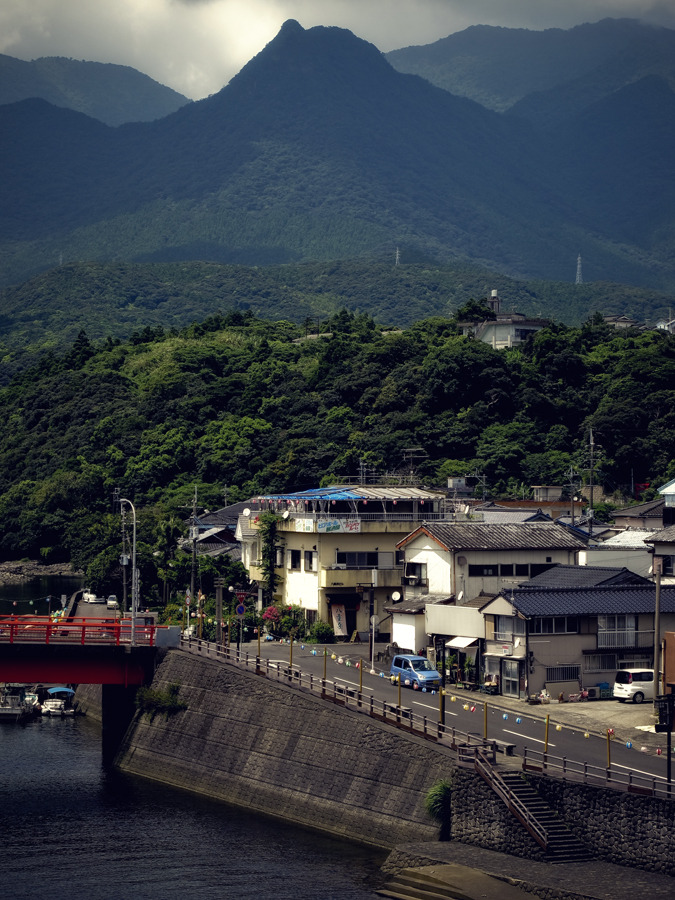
xmin=2 ymin=18 xmax=675 ymax=293
xmin=1 ymin=309 xmax=673 ymax=583
xmin=386 ymin=18 xmax=675 ymax=121
xmin=0 ymin=53 xmax=189 ymax=125
xmin=0 ymin=259 xmax=671 ymax=384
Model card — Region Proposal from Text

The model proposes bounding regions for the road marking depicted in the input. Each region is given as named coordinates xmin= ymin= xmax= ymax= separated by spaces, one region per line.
xmin=413 ymin=700 xmax=458 ymax=717
xmin=503 ymin=729 xmax=554 ymax=747
xmin=612 ymin=762 xmax=667 ymax=778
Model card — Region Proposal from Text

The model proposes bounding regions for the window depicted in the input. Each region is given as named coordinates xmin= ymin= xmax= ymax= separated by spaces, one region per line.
xmin=287 ymin=549 xmax=301 ymax=570
xmin=584 ymin=653 xmax=617 ymax=673
xmin=597 ymin=614 xmax=636 ymax=648
xmin=494 ymin=615 xmax=525 ymax=642
xmin=546 ymin=665 xmax=580 ymax=682
xmin=404 ymin=562 xmax=427 ymax=583
xmin=515 ymin=564 xmax=529 ymax=576
xmin=469 ymin=564 xmax=498 ymax=577
xmin=337 ymin=551 xmax=375 ymax=567
xmin=531 ymin=616 xmax=579 ymax=634
xmin=304 ymin=550 xmax=318 ymax=572
xmin=500 ymin=564 xmax=514 ymax=576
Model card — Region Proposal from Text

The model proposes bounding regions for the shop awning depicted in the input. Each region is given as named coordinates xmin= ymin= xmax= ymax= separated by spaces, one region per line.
xmin=445 ymin=636 xmax=478 ymax=649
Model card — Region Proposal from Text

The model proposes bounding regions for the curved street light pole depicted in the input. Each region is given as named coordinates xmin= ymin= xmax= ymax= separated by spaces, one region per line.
xmin=120 ymin=498 xmax=137 ymax=647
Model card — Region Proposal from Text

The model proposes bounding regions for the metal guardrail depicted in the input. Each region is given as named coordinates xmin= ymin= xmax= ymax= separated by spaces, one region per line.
xmin=474 ymin=749 xmax=548 ymax=849
xmin=0 ymin=616 xmax=158 ymax=646
xmin=180 ymin=635 xmax=500 ymax=752
xmin=523 ymin=747 xmax=673 ymax=801
xmin=180 ymin=636 xmax=675 ymax=802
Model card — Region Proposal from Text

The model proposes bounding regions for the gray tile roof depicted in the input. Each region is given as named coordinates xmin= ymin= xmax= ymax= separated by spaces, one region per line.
xmin=646 ymin=524 xmax=675 ymax=543
xmin=509 ymin=585 xmax=675 ymax=617
xmin=520 ymin=564 xmax=649 ymax=589
xmin=409 ymin=522 xmax=585 ymax=552
xmin=613 ymin=499 xmax=664 ymax=518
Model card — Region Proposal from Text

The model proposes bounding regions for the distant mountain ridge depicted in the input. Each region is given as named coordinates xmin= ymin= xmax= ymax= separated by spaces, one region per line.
xmin=386 ymin=18 xmax=675 ymax=121
xmin=1 ymin=18 xmax=674 ymax=292
xmin=0 ymin=53 xmax=189 ymax=125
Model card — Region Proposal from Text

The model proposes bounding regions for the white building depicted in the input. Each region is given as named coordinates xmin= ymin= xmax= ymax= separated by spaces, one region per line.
xmin=236 ymin=485 xmax=449 ymax=641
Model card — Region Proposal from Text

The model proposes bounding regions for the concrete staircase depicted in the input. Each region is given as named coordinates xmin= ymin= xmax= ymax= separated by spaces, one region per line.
xmin=376 ymin=864 xmax=534 ymax=900
xmin=498 ymin=771 xmax=593 ymax=863
xmin=376 ymin=868 xmax=468 ymax=900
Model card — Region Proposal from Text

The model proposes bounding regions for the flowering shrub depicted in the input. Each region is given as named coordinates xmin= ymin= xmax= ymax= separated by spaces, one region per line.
xmin=262 ymin=603 xmax=305 ymax=638
xmin=262 ymin=605 xmax=281 ymax=626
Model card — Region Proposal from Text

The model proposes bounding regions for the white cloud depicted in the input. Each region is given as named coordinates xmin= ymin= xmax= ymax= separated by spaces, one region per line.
xmin=0 ymin=0 xmax=673 ymax=99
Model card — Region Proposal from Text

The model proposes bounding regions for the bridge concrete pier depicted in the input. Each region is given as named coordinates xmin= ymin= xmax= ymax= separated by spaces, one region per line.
xmin=101 ymin=684 xmax=138 ymax=764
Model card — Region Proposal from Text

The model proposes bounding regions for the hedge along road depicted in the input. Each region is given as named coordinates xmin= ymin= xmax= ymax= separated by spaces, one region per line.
xmin=248 ymin=639 xmax=673 ymax=788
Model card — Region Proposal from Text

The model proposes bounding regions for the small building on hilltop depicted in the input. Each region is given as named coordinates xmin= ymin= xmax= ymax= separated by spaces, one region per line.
xmin=456 ymin=290 xmax=549 ymax=349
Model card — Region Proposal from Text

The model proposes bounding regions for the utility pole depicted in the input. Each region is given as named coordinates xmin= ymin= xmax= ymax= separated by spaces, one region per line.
xmin=566 ymin=465 xmax=580 ymax=527
xmin=190 ymin=486 xmax=199 ymax=636
xmin=588 ymin=429 xmax=596 ymax=538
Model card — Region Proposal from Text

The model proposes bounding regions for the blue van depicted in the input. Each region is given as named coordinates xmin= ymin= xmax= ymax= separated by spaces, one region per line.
xmin=390 ymin=654 xmax=442 ymax=690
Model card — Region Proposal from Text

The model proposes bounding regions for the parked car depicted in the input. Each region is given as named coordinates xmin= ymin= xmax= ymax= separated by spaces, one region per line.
xmin=106 ymin=595 xmax=119 ymax=610
xmin=390 ymin=654 xmax=442 ymax=690
xmin=613 ymin=668 xmax=655 ymax=704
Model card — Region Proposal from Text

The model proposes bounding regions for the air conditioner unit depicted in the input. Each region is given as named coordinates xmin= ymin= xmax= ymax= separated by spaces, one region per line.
xmin=406 ymin=576 xmax=420 ymax=585
xmin=335 ymin=564 xmax=347 ymax=569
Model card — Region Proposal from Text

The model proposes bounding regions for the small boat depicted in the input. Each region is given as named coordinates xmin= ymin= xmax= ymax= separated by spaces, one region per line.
xmin=41 ymin=698 xmax=65 ymax=717
xmin=0 ymin=687 xmax=30 ymax=723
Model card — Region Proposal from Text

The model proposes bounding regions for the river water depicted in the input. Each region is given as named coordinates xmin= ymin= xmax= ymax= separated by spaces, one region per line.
xmin=0 ymin=576 xmax=384 ymax=899
xmin=0 ymin=716 xmax=385 ymax=899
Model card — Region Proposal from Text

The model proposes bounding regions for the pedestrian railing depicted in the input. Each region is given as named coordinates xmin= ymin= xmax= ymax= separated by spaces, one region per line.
xmin=180 ymin=636 xmax=675 ymax=801
xmin=523 ymin=746 xmax=673 ymax=801
xmin=180 ymin=635 xmax=501 ymax=754
xmin=474 ymin=748 xmax=548 ymax=849
xmin=0 ymin=615 xmax=159 ymax=646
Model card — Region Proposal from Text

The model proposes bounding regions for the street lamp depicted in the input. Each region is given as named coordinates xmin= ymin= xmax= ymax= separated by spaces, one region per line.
xmin=119 ymin=497 xmax=138 ymax=646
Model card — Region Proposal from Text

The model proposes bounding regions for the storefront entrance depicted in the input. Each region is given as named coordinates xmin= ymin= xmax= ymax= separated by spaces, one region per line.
xmin=502 ymin=659 xmax=520 ymax=698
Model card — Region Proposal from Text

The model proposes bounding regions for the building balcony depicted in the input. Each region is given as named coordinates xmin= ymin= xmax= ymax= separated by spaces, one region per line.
xmin=597 ymin=629 xmax=654 ymax=649
xmin=320 ymin=567 xmax=403 ymax=589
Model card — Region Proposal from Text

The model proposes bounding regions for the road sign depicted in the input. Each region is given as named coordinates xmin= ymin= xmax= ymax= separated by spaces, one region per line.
xmin=236 ymin=603 xmax=246 ymax=617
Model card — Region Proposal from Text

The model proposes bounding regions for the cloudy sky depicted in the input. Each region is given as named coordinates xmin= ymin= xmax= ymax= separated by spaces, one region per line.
xmin=2 ymin=0 xmax=674 ymax=100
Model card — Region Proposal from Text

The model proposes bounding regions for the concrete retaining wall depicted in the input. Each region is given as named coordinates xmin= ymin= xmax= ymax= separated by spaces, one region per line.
xmin=113 ymin=650 xmax=675 ymax=870
xmin=116 ymin=650 xmax=457 ymax=848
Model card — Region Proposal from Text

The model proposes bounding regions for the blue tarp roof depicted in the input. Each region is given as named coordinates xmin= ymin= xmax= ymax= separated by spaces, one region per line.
xmin=47 ymin=686 xmax=74 ymax=695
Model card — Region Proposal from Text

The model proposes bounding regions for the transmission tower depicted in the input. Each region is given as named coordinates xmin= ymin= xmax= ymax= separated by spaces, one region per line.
xmin=575 ymin=254 xmax=583 ymax=285
xmin=395 ymin=246 xmax=400 ymax=266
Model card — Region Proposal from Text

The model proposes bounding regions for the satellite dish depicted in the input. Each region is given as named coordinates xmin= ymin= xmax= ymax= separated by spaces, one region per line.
xmin=243 ymin=508 xmax=251 ymax=517
xmin=392 ymin=591 xmax=401 ymax=602
xmin=457 ymin=590 xmax=464 ymax=603
xmin=282 ymin=511 xmax=290 ymax=519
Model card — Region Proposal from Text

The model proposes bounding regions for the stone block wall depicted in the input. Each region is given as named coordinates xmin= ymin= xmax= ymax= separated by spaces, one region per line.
xmin=116 ymin=650 xmax=459 ymax=848
xmin=451 ymin=768 xmax=546 ymax=861
xmin=532 ymin=775 xmax=675 ymax=876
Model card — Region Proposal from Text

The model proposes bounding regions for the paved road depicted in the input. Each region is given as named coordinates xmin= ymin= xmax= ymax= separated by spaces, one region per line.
xmin=243 ymin=638 xmax=674 ymax=786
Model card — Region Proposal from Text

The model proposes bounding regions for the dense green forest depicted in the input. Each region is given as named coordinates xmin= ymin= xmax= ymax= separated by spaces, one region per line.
xmin=2 ymin=306 xmax=675 ymax=605
xmin=2 ymin=258 xmax=672 ymax=385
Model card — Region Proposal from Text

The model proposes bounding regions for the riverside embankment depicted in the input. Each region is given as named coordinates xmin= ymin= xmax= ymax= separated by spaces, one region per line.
xmin=77 ymin=648 xmax=675 ymax=897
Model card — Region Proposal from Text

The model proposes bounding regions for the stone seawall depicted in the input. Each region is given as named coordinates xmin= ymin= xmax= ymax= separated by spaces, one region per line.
xmin=113 ymin=650 xmax=675 ymax=870
xmin=116 ymin=650 xmax=461 ymax=848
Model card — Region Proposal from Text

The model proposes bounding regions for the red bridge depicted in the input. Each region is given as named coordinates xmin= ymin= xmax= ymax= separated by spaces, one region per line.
xmin=0 ymin=615 xmax=178 ymax=685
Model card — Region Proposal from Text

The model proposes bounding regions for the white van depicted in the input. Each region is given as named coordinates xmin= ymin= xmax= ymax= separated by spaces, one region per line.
xmin=613 ymin=669 xmax=655 ymax=704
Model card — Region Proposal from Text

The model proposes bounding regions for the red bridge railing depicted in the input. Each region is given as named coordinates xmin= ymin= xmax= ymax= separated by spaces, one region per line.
xmin=0 ymin=615 xmax=158 ymax=646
